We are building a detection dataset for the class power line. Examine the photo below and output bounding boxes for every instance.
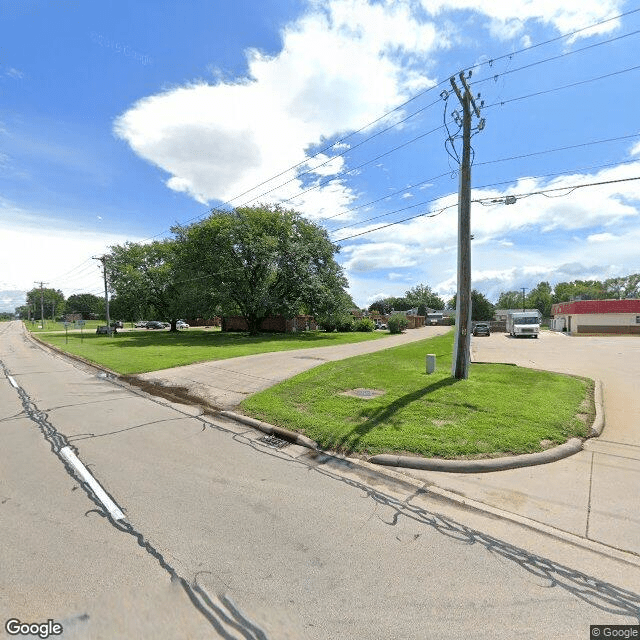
[328,137,640,229]
[473,175,640,205]
[136,6,640,242]
[472,27,640,90]
[334,175,640,242]
[484,63,640,109]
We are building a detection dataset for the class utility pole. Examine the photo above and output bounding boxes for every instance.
[94,256,111,334]
[448,71,485,380]
[521,287,527,312]
[34,281,48,328]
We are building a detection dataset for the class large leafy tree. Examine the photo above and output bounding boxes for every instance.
[496,290,525,310]
[404,283,445,312]
[25,287,65,320]
[526,281,553,317]
[66,293,104,319]
[448,290,495,321]
[173,205,349,335]
[106,240,192,330]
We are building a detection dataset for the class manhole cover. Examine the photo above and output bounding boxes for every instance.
[257,434,290,449]
[340,388,385,399]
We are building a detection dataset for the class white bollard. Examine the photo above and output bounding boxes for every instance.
[426,354,436,374]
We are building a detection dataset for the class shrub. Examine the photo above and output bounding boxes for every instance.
[336,317,355,332]
[387,313,409,334]
[354,318,376,332]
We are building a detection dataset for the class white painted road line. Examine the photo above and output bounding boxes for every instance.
[8,375,19,388]
[60,446,126,521]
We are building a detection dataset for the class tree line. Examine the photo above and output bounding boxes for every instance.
[496,275,640,318]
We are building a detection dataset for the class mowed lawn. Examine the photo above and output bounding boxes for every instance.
[241,332,594,459]
[31,327,388,374]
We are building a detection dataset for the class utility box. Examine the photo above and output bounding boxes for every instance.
[426,354,436,374]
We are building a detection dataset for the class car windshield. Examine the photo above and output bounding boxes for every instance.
[513,316,539,324]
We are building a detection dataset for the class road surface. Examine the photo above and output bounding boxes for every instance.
[1,321,638,638]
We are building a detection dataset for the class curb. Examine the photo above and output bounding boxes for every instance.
[368,378,603,472]
[219,411,319,450]
[25,326,604,474]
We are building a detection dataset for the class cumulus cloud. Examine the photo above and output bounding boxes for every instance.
[339,160,640,303]
[421,0,624,41]
[114,0,443,219]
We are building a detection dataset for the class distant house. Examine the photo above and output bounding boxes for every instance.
[222,315,317,333]
[550,299,640,335]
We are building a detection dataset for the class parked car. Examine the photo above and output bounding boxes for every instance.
[110,320,123,329]
[96,325,114,334]
[145,321,166,330]
[473,322,491,336]
[134,321,148,328]
[176,321,190,329]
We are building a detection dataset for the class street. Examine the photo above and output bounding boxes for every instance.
[1,321,639,639]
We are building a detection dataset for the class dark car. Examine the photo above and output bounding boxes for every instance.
[473,322,491,336]
[145,321,166,330]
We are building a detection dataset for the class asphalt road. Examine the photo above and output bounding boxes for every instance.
[1,321,639,639]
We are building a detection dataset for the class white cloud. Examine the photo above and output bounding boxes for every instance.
[0,200,142,304]
[421,0,624,41]
[114,0,443,219]
[340,161,640,304]
[587,232,618,243]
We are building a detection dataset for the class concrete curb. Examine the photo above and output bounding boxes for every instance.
[219,411,319,450]
[368,377,604,473]
[25,325,605,474]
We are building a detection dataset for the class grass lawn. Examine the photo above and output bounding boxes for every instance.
[30,326,388,374]
[241,331,594,459]
[26,320,105,333]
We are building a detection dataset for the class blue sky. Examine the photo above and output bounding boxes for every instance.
[2,0,640,313]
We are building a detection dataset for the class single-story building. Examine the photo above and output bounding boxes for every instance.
[550,299,640,335]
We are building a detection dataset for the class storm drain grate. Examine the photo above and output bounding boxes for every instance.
[257,434,290,449]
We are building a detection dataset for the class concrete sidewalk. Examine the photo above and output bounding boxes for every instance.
[382,331,640,557]
[137,325,451,409]
[139,328,640,558]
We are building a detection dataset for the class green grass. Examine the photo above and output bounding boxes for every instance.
[241,331,593,459]
[26,320,105,333]
[30,326,388,374]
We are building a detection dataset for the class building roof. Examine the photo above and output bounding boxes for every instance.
[551,299,640,315]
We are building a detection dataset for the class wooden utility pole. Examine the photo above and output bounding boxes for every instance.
[94,256,111,334]
[449,72,484,380]
[34,281,48,327]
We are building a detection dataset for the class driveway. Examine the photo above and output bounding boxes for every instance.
[398,330,640,554]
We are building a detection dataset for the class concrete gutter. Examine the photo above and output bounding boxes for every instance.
[219,411,319,450]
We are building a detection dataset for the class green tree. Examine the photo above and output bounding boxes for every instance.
[173,205,349,335]
[66,293,104,319]
[603,273,640,299]
[25,288,65,321]
[526,281,553,317]
[448,290,495,321]
[496,290,525,310]
[404,283,445,311]
[552,280,604,303]
[106,240,191,331]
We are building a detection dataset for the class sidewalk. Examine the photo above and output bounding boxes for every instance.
[137,325,451,409]
[368,331,640,557]
[138,328,640,558]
